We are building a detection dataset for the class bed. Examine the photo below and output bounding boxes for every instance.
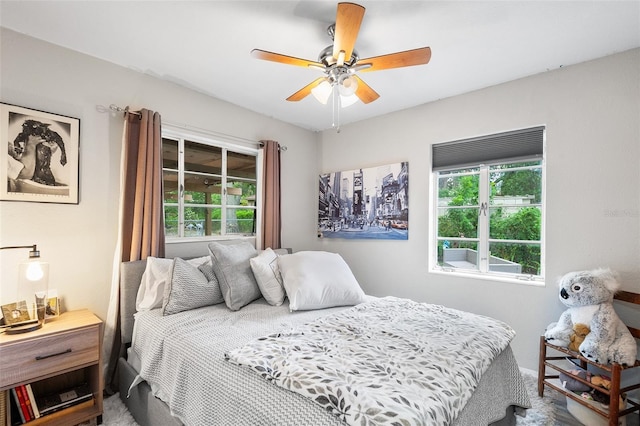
[117,244,531,426]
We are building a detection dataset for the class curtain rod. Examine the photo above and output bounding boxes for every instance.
[108,104,141,117]
[99,104,286,151]
[259,141,287,152]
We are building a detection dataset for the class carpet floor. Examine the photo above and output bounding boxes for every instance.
[103,392,138,426]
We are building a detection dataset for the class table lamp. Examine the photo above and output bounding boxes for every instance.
[0,244,49,334]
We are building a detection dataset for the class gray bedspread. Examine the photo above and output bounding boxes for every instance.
[130,298,530,426]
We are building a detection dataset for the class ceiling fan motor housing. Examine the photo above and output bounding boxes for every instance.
[318,45,359,87]
[318,45,359,68]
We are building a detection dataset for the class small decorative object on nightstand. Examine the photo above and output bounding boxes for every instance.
[0,309,103,425]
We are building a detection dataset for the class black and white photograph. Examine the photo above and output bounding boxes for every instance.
[1,103,79,204]
[318,162,408,240]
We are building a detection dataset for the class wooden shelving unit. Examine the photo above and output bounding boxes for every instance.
[538,291,640,426]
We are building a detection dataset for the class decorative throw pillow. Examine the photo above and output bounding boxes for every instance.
[197,262,225,307]
[208,241,260,311]
[136,256,210,311]
[250,247,285,306]
[278,251,366,311]
[162,257,224,315]
[136,257,172,312]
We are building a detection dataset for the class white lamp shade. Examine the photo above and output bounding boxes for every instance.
[338,75,358,96]
[311,80,333,104]
[340,94,359,108]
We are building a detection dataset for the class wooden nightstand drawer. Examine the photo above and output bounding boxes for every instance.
[0,324,99,387]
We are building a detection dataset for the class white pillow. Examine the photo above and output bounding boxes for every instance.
[250,247,285,306]
[135,255,210,311]
[278,251,365,311]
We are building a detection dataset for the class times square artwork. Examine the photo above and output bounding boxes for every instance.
[318,162,408,240]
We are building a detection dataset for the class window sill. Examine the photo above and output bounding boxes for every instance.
[430,268,545,287]
[166,235,255,244]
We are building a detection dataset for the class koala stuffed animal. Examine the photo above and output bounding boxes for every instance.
[544,268,637,366]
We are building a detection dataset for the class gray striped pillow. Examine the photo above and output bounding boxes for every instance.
[162,257,224,315]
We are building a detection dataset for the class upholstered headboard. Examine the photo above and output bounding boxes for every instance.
[119,246,292,350]
[120,259,148,348]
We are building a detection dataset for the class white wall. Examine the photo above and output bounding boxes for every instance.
[314,48,640,370]
[0,28,320,324]
[1,28,638,372]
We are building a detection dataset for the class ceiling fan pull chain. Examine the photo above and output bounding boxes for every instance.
[332,86,341,133]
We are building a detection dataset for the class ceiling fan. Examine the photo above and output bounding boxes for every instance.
[251,2,432,107]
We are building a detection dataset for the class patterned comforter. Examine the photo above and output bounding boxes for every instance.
[131,297,530,426]
[226,297,516,426]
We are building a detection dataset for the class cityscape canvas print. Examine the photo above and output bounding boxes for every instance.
[318,162,408,240]
[1,103,80,204]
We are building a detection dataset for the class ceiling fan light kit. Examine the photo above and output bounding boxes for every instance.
[338,74,358,96]
[251,2,432,130]
[339,94,358,108]
[311,71,358,106]
[311,81,333,104]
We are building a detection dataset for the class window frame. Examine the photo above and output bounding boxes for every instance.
[430,129,546,285]
[161,125,261,243]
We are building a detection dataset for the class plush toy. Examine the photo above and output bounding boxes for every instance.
[544,268,637,366]
[568,323,591,352]
[559,368,591,392]
[591,375,611,390]
[590,389,625,410]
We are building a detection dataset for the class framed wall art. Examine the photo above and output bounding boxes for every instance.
[318,161,408,240]
[1,102,80,204]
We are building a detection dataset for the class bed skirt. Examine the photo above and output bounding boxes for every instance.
[118,354,521,426]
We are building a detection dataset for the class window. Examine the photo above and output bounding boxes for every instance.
[162,127,259,239]
[432,127,545,281]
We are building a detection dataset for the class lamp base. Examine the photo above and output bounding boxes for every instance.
[6,320,42,334]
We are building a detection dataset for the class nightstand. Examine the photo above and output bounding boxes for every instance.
[0,309,103,425]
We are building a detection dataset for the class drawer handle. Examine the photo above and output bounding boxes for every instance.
[35,348,72,360]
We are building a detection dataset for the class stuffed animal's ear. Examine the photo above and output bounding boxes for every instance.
[593,268,620,293]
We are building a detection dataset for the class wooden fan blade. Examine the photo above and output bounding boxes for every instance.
[357,47,432,73]
[251,49,324,69]
[332,3,365,63]
[353,75,379,104]
[286,77,328,102]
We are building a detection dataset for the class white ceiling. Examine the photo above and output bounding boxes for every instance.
[1,1,639,132]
